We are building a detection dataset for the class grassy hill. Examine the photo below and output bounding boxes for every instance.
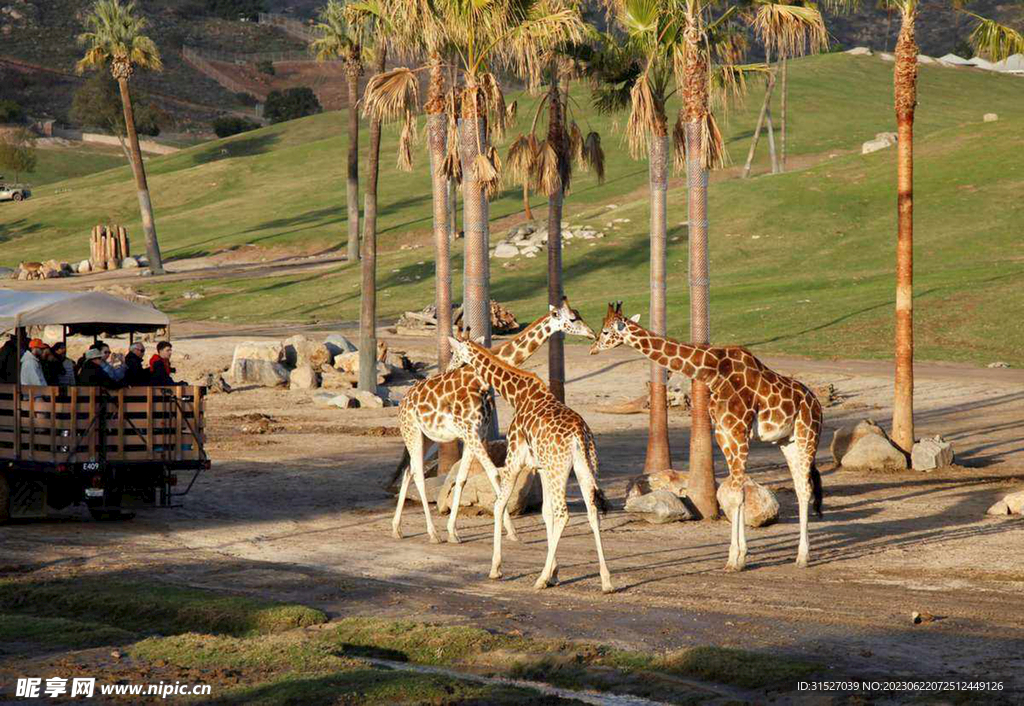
[2,53,1021,365]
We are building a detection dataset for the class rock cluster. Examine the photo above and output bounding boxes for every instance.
[12,260,74,280]
[623,469,695,524]
[491,221,605,261]
[395,301,519,336]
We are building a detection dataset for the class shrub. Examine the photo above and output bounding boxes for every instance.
[234,91,259,107]
[0,100,25,124]
[255,59,275,76]
[205,0,266,21]
[213,115,261,138]
[264,87,322,124]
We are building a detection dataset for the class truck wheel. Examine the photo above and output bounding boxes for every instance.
[11,192,22,202]
[0,472,9,523]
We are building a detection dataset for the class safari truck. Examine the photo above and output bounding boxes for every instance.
[0,180,31,202]
[0,291,209,521]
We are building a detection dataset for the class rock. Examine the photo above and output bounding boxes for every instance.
[624,470,687,502]
[232,341,285,366]
[436,440,542,516]
[320,367,355,390]
[718,479,780,527]
[846,46,872,55]
[230,359,290,387]
[520,245,540,256]
[105,258,120,271]
[283,334,332,370]
[875,132,898,146]
[77,260,91,274]
[201,372,232,393]
[334,351,392,383]
[861,139,890,155]
[351,389,385,408]
[121,256,140,269]
[329,393,357,409]
[625,490,693,524]
[493,242,519,258]
[911,436,954,471]
[988,361,1010,368]
[312,390,339,406]
[1003,490,1024,515]
[288,364,320,390]
[182,291,204,300]
[842,433,908,472]
[831,419,888,466]
[987,500,1010,516]
[983,113,998,122]
[324,334,358,357]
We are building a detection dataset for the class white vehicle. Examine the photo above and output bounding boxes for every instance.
[0,178,31,202]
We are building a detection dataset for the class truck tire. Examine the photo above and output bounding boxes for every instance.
[0,472,10,523]
[11,192,22,202]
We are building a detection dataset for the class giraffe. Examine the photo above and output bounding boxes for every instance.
[392,297,596,544]
[590,302,823,571]
[447,336,614,593]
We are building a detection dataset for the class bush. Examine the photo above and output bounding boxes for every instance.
[0,100,25,124]
[213,115,261,138]
[205,0,266,20]
[264,87,322,124]
[234,91,259,107]
[70,72,163,136]
[255,59,275,76]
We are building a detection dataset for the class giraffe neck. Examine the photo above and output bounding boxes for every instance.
[466,342,549,408]
[492,312,557,367]
[621,321,719,382]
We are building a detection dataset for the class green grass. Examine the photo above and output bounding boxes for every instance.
[0,577,328,637]
[16,144,125,188]
[0,614,136,651]
[2,53,1022,365]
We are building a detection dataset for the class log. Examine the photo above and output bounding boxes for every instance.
[119,227,129,259]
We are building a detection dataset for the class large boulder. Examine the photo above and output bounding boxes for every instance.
[320,367,355,390]
[324,333,358,358]
[436,440,541,517]
[625,469,687,502]
[232,341,285,366]
[77,260,91,274]
[988,489,1024,516]
[288,364,320,390]
[831,419,888,466]
[624,490,693,524]
[842,434,908,472]
[121,256,140,269]
[231,359,290,387]
[334,351,393,384]
[283,334,333,371]
[493,242,519,258]
[718,479,780,528]
[911,436,954,471]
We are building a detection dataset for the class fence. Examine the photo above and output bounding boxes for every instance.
[181,44,330,66]
[258,12,315,42]
[181,46,269,101]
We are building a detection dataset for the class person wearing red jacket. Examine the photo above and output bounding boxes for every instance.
[149,341,183,386]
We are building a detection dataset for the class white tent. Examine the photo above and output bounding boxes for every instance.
[0,290,168,335]
[993,53,1024,74]
[938,53,974,66]
[969,56,996,70]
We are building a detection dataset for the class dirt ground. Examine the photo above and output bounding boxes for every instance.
[2,322,1024,699]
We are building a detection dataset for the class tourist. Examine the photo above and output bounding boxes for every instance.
[20,338,48,386]
[124,341,149,386]
[77,348,119,388]
[149,341,182,386]
[47,341,76,386]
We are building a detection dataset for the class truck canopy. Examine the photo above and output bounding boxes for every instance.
[0,290,169,336]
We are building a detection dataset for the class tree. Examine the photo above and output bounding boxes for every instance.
[77,0,166,274]
[212,115,261,137]
[264,87,323,123]
[71,71,163,160]
[0,100,26,124]
[0,129,37,182]
[311,0,363,263]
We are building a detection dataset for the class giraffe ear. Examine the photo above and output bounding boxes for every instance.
[447,336,462,350]
[549,304,557,313]
[629,313,641,324]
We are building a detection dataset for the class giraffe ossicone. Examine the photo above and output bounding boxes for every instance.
[591,301,824,571]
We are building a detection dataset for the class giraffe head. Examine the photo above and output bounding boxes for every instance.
[549,296,597,340]
[447,335,478,371]
[589,301,640,354]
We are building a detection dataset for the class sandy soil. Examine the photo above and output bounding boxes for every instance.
[2,323,1023,698]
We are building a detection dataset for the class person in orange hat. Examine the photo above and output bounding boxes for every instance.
[20,338,49,387]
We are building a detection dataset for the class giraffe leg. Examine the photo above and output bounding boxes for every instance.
[446,446,474,544]
[572,445,614,593]
[391,467,412,539]
[465,434,520,541]
[490,461,525,580]
[534,471,558,588]
[716,425,750,572]
[535,469,569,591]
[783,440,813,568]
[407,433,441,544]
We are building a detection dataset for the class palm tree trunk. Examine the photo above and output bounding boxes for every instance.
[523,183,533,220]
[546,71,565,403]
[765,95,779,174]
[117,77,164,274]
[892,11,917,453]
[780,57,788,172]
[459,94,491,348]
[427,58,459,474]
[448,179,457,239]
[358,48,387,393]
[643,128,671,473]
[742,52,777,179]
[346,64,361,263]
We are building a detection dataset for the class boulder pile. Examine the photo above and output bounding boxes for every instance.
[623,469,696,524]
[12,260,74,280]
[491,221,605,261]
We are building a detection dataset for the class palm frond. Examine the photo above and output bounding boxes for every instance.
[533,140,563,196]
[568,121,584,164]
[582,131,606,183]
[752,2,828,59]
[505,132,539,184]
[76,0,162,74]
[625,74,664,159]
[485,145,503,198]
[363,67,420,123]
[672,111,686,173]
[967,12,1024,61]
[397,111,417,171]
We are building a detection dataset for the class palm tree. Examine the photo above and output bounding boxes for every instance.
[77,0,164,274]
[967,12,1024,60]
[311,0,364,264]
[507,53,605,401]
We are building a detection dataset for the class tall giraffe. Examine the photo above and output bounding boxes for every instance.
[447,336,614,593]
[591,302,823,571]
[393,298,596,544]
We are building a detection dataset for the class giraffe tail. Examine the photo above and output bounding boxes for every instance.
[810,461,823,517]
[583,435,609,515]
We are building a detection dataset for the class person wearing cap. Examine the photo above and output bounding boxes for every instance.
[20,338,49,387]
[77,348,120,388]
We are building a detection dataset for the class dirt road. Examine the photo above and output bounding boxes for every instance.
[2,326,1023,697]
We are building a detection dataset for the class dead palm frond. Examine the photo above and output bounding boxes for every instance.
[966,12,1024,60]
[582,131,606,183]
[442,116,462,182]
[484,145,503,198]
[534,141,563,197]
[568,121,584,164]
[672,111,687,172]
[363,66,420,123]
[752,2,827,59]
[397,111,416,171]
[506,133,539,185]
[506,99,518,123]
[699,112,726,171]
[625,74,664,159]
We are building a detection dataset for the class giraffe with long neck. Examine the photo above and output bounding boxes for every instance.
[393,298,596,544]
[447,336,614,593]
[590,302,823,571]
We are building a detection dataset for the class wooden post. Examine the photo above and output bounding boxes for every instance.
[70,386,78,463]
[117,389,125,461]
[119,227,129,260]
[49,387,56,463]
[146,386,154,453]
[175,387,183,461]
